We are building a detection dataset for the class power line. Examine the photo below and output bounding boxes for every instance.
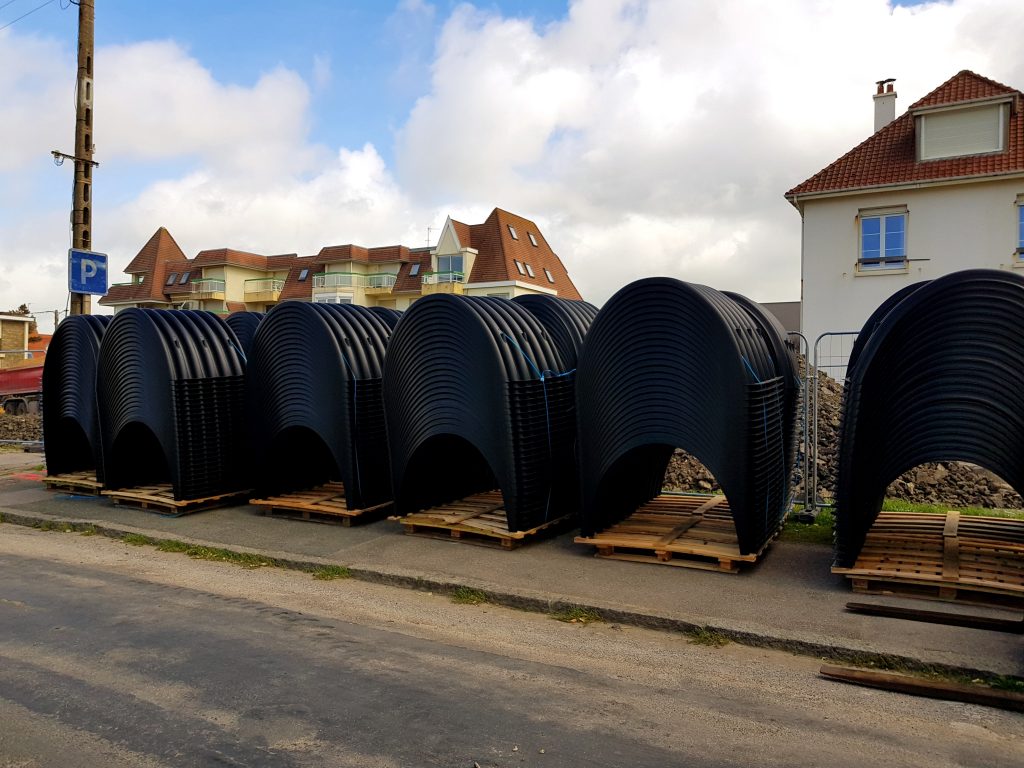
[0,0,58,32]
[0,1,24,14]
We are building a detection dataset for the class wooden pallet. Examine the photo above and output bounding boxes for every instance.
[833,511,1024,608]
[45,470,103,495]
[102,484,249,517]
[574,493,780,573]
[399,491,569,549]
[249,482,391,526]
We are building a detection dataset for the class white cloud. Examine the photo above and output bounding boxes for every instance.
[396,0,1024,304]
[4,0,1024,332]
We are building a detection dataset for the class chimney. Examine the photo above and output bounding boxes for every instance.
[873,78,897,132]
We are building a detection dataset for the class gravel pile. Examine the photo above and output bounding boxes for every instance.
[0,414,42,442]
[663,359,1023,510]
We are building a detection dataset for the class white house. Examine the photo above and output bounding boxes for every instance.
[786,70,1024,361]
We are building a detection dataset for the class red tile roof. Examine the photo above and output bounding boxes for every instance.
[786,71,1024,201]
[104,227,190,305]
[465,209,582,300]
[278,257,321,301]
[193,248,269,270]
[393,250,433,293]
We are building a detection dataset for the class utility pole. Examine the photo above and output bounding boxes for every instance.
[68,0,95,315]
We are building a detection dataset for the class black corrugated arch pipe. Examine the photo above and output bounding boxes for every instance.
[42,314,111,477]
[576,277,798,555]
[96,309,247,500]
[834,269,1024,567]
[384,294,578,531]
[225,312,264,359]
[512,294,599,369]
[246,301,392,509]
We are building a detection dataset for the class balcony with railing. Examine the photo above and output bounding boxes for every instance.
[421,271,465,295]
[312,271,361,303]
[244,277,284,303]
[191,278,226,300]
[365,273,397,295]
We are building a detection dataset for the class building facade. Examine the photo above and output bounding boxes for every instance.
[786,71,1024,351]
[100,208,583,314]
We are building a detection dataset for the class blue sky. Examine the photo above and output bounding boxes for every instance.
[2,0,1022,331]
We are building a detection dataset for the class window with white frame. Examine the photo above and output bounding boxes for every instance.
[525,263,535,278]
[1017,199,1024,259]
[514,260,526,276]
[527,232,538,247]
[437,254,463,274]
[543,268,555,284]
[508,225,518,240]
[859,208,907,270]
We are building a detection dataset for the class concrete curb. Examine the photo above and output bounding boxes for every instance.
[2,508,1017,685]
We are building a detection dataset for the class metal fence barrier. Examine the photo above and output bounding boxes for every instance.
[810,331,859,507]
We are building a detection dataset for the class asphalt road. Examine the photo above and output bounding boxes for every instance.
[0,525,1021,768]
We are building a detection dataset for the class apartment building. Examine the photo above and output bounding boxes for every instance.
[100,208,582,314]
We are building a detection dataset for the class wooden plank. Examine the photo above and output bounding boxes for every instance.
[943,511,960,580]
[820,665,1024,713]
[844,602,1024,633]
[44,471,103,495]
[834,510,1024,606]
[102,484,249,516]
[399,492,568,549]
[574,493,780,572]
[250,483,391,526]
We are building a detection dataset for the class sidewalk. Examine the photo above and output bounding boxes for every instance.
[2,473,1021,679]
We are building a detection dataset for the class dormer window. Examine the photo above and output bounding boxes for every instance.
[916,100,1009,161]
[508,225,518,240]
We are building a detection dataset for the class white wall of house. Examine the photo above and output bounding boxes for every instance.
[800,176,1024,350]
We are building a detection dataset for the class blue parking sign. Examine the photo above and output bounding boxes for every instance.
[68,249,108,295]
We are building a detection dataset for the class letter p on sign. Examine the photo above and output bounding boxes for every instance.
[68,249,109,295]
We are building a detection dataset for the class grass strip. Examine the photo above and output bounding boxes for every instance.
[451,586,488,605]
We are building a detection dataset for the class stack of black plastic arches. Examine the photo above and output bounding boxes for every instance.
[96,309,247,500]
[834,269,1024,567]
[367,306,403,330]
[512,294,599,368]
[224,311,264,359]
[576,277,799,555]
[384,294,581,531]
[246,301,392,510]
[42,315,111,477]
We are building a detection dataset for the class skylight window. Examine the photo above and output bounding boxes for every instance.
[528,232,538,247]
[410,263,420,277]
[179,271,190,285]
[525,263,535,278]
[514,260,526,275]
[508,225,518,240]
[166,273,178,286]
[298,268,310,282]
[544,268,555,284]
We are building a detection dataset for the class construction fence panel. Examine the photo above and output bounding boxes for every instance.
[810,331,859,507]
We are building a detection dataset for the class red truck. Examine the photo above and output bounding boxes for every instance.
[0,361,44,414]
